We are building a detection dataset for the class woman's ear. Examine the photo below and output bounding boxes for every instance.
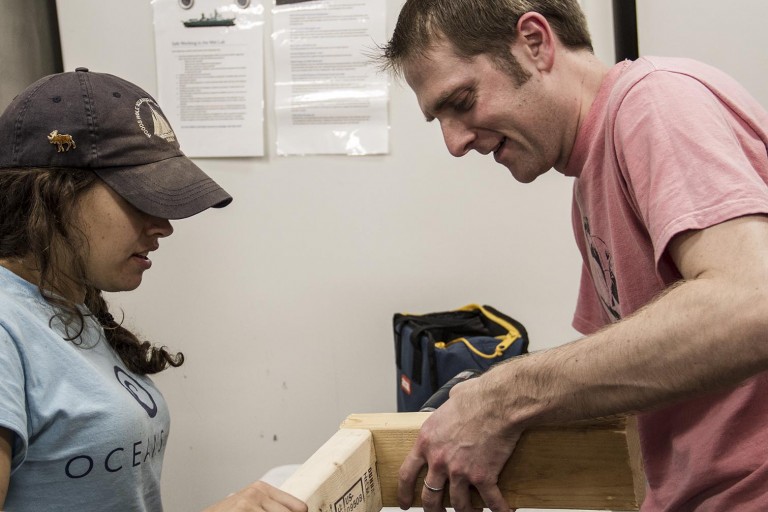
[515,12,556,71]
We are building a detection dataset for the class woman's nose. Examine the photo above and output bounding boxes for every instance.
[147,216,174,238]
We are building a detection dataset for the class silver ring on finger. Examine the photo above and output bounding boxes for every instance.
[424,481,444,493]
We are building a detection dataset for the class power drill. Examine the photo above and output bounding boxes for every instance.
[419,369,482,412]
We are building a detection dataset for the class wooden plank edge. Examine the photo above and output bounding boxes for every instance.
[280,428,383,512]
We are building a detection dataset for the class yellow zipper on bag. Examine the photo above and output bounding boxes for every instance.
[433,304,522,359]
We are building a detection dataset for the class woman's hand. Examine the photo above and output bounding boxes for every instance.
[203,480,308,512]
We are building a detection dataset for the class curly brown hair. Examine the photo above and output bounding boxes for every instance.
[0,167,184,374]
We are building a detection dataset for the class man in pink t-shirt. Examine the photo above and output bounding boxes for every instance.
[380,1,768,511]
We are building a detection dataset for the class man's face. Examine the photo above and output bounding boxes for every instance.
[403,39,567,183]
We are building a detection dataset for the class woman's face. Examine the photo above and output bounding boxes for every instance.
[72,180,173,298]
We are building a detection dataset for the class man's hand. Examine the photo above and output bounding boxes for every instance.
[397,377,521,512]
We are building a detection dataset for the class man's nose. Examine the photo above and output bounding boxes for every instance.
[440,118,474,157]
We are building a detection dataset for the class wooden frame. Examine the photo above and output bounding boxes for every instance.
[281,412,644,511]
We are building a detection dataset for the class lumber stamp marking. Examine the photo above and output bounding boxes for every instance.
[284,412,644,511]
[281,428,382,512]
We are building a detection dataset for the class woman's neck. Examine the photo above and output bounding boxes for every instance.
[0,257,39,284]
[0,257,85,303]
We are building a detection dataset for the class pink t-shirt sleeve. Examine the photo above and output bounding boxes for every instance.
[613,71,768,265]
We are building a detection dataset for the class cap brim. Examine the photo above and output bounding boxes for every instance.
[94,155,232,220]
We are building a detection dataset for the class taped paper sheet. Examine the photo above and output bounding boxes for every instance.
[272,0,388,155]
[152,0,266,157]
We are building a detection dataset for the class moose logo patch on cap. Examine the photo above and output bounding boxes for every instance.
[47,130,76,152]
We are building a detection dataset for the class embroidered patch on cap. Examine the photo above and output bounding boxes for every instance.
[134,98,177,143]
[47,130,76,152]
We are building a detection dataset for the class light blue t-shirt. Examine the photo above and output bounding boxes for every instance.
[0,266,170,511]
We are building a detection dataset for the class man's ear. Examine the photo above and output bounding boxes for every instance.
[515,12,556,72]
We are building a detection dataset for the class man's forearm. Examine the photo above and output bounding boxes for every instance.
[484,272,768,430]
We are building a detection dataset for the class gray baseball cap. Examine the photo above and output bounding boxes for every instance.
[0,67,232,219]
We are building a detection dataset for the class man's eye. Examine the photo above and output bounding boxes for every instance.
[454,97,474,112]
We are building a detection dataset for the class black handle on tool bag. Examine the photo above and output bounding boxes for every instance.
[419,368,482,412]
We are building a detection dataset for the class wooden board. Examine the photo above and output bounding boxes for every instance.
[281,428,382,512]
[283,412,644,511]
[343,412,642,511]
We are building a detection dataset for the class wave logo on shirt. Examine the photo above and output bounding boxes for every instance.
[114,366,158,418]
[582,216,621,322]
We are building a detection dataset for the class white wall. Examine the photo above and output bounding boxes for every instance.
[53,2,609,512]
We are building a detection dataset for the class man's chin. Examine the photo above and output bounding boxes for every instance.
[505,165,541,184]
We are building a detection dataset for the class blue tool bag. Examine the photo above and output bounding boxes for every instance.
[394,304,529,412]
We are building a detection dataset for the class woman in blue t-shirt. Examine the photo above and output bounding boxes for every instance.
[0,69,307,512]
